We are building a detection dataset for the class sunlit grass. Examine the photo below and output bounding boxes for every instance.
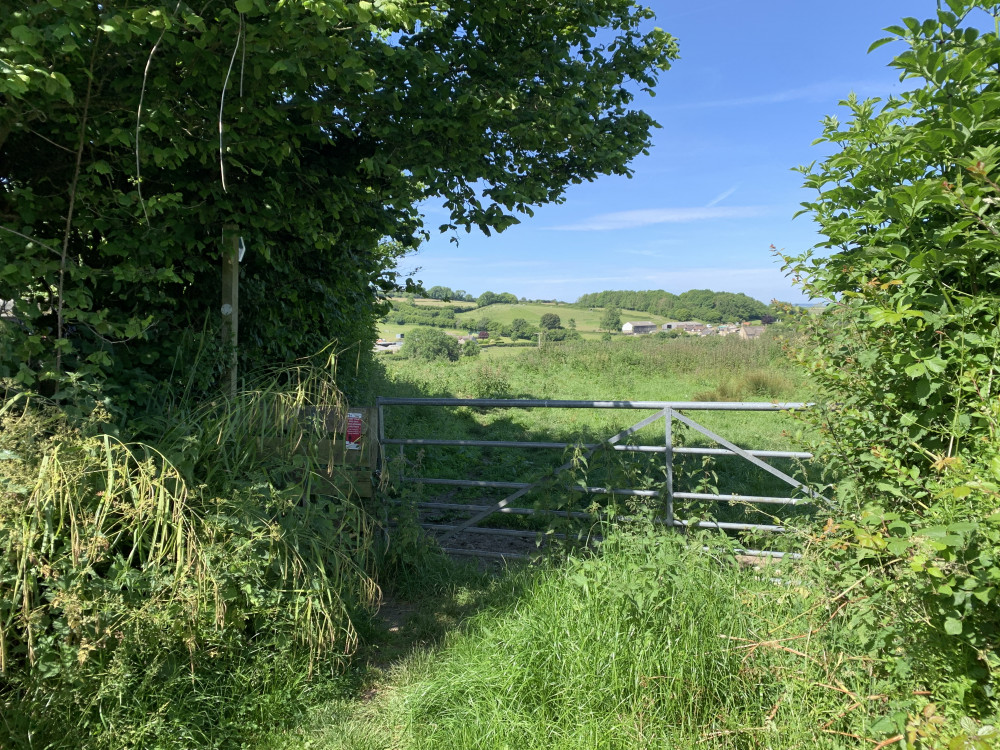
[267,528,908,750]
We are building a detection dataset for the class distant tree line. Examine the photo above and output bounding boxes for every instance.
[476,291,520,307]
[406,288,526,306]
[575,289,773,324]
[425,286,476,302]
[465,315,579,342]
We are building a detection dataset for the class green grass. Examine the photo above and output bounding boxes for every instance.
[265,527,923,750]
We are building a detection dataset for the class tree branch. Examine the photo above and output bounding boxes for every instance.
[57,40,98,377]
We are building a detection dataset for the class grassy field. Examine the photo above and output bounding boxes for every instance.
[260,330,971,748]
[378,298,680,341]
[453,301,676,330]
[373,333,821,553]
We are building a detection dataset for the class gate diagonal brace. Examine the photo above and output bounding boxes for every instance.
[670,410,833,508]
[437,409,668,544]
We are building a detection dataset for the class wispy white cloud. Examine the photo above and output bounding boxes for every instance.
[620,248,665,258]
[545,205,772,232]
[671,80,892,111]
[534,268,779,287]
[405,256,550,270]
[705,186,737,207]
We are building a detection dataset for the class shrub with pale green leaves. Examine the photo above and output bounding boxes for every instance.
[466,363,511,399]
[785,1,1000,716]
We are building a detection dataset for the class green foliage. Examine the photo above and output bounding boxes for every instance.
[389,301,462,328]
[0,365,379,748]
[425,286,454,301]
[578,289,771,323]
[539,312,561,330]
[599,306,621,332]
[476,291,519,307]
[539,327,581,342]
[0,0,677,407]
[461,339,481,357]
[819,453,1000,714]
[784,1,1000,715]
[401,327,460,362]
[466,362,511,399]
[504,317,537,340]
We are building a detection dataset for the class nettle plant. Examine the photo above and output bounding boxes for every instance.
[784,1,1000,715]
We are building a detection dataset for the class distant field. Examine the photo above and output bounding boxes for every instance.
[454,302,675,331]
[385,296,471,308]
[377,322,467,340]
[378,298,677,341]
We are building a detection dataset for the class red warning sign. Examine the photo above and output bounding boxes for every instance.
[346,412,363,450]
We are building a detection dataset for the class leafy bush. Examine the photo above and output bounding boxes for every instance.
[821,443,1000,714]
[462,339,481,357]
[504,318,537,341]
[401,327,460,362]
[539,313,561,329]
[540,328,581,342]
[785,2,1000,716]
[466,363,511,399]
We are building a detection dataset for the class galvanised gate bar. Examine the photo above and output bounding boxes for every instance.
[376,398,828,560]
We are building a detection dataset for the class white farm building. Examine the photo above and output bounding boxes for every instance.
[622,321,657,335]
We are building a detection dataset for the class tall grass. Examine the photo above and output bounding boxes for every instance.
[272,527,928,749]
[398,530,880,749]
[376,334,820,547]
[0,363,379,748]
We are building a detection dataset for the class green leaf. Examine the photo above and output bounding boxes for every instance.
[943,617,963,635]
[868,37,898,53]
[9,25,42,45]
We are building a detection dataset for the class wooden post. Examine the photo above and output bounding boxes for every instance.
[221,225,239,397]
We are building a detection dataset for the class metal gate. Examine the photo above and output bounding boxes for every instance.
[376,397,828,561]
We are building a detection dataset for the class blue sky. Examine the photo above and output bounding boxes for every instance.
[399,0,926,304]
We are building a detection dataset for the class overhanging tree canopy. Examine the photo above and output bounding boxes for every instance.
[0,0,676,406]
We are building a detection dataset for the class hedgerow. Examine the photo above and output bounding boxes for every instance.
[784,0,1000,717]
